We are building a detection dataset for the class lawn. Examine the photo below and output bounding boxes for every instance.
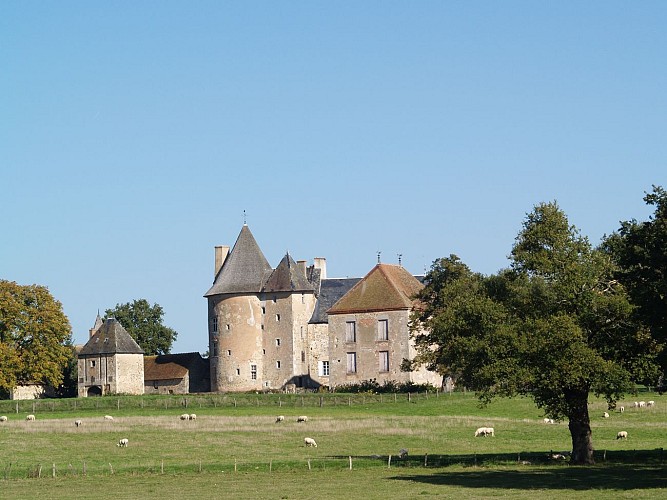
[0,391,665,498]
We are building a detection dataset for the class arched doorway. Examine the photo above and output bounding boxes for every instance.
[87,385,102,397]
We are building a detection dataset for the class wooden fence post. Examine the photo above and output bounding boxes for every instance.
[349,456,352,470]
[388,455,392,468]
[52,463,56,478]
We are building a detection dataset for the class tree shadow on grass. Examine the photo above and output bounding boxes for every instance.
[389,464,667,491]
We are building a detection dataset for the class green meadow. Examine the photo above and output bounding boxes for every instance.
[0,391,665,499]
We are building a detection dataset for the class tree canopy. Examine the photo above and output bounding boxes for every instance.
[0,280,73,397]
[410,202,660,465]
[105,299,177,355]
[604,185,667,388]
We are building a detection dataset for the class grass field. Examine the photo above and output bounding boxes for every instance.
[0,391,665,499]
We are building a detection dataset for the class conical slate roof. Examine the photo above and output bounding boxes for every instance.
[79,318,144,355]
[204,225,273,296]
[262,253,315,293]
[327,264,423,315]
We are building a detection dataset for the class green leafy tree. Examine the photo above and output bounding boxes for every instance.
[105,299,177,355]
[0,280,73,396]
[604,185,667,387]
[411,203,660,465]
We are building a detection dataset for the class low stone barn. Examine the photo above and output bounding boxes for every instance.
[144,353,210,395]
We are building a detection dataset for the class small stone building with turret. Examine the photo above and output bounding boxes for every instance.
[77,317,145,397]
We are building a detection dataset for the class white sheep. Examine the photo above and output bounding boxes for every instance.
[398,448,409,459]
[543,418,554,424]
[633,401,639,408]
[619,406,625,413]
[304,437,317,447]
[297,415,309,423]
[180,413,190,420]
[104,415,114,421]
[549,453,568,461]
[0,416,7,422]
[74,419,83,427]
[603,412,610,418]
[276,415,285,423]
[474,427,494,437]
[26,414,35,421]
[647,400,655,407]
[616,431,628,440]
[117,438,129,447]
[189,414,197,420]
[639,401,646,408]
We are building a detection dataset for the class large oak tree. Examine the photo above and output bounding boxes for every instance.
[0,280,73,397]
[410,203,659,465]
[105,299,177,355]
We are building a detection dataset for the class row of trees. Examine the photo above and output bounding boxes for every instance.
[410,186,667,465]
[0,290,178,398]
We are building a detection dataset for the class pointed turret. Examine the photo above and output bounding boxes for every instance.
[79,318,144,355]
[204,225,273,296]
[262,253,315,293]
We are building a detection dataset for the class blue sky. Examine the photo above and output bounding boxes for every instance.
[2,2,665,354]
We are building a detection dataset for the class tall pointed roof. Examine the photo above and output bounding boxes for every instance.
[79,318,144,355]
[327,264,423,315]
[204,225,273,296]
[262,253,315,293]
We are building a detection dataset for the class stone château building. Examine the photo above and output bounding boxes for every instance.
[205,224,440,392]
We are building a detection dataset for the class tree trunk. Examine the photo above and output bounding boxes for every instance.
[565,388,595,465]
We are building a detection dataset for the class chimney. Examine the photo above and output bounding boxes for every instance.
[297,260,307,277]
[215,246,230,277]
[313,257,327,279]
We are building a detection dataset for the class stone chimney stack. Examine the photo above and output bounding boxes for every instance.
[313,257,327,279]
[215,246,230,277]
[297,260,307,277]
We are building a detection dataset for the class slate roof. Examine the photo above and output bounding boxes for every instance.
[262,253,315,293]
[309,277,362,324]
[204,225,273,296]
[78,318,144,355]
[327,264,423,315]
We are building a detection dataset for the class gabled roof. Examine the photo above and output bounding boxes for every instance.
[144,355,189,381]
[204,225,273,296]
[327,264,423,315]
[309,277,362,324]
[262,253,315,293]
[78,318,144,356]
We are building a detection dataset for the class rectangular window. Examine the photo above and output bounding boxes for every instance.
[301,351,305,362]
[346,352,357,374]
[212,316,218,333]
[377,319,388,341]
[236,368,240,375]
[226,324,231,331]
[319,360,330,377]
[261,306,266,315]
[90,360,96,368]
[227,350,232,356]
[379,351,389,372]
[251,365,257,380]
[276,338,281,347]
[345,321,356,342]
[276,360,281,369]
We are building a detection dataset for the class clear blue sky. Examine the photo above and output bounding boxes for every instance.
[2,2,665,354]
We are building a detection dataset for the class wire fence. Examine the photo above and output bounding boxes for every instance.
[0,390,448,415]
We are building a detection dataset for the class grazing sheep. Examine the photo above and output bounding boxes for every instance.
[104,415,114,421]
[639,401,646,408]
[647,400,655,407]
[398,448,409,459]
[304,437,317,447]
[0,416,7,422]
[275,415,285,423]
[180,413,189,420]
[543,418,554,424]
[189,414,197,420]
[549,453,568,461]
[619,406,625,413]
[297,415,309,423]
[633,402,639,408]
[474,427,494,437]
[26,414,35,421]
[603,412,610,418]
[74,419,83,427]
[117,438,129,447]
[616,431,628,440]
